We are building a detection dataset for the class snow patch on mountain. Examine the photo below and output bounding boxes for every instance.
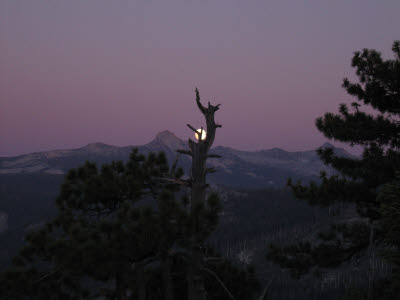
[0,131,354,187]
[80,142,115,153]
[43,150,72,159]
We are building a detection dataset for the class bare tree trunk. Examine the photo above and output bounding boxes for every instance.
[163,256,174,300]
[179,89,221,300]
[368,221,374,254]
[115,272,129,300]
[187,140,208,300]
[367,221,375,300]
[137,265,146,300]
[187,245,207,300]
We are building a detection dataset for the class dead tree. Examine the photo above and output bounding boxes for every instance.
[177,88,221,300]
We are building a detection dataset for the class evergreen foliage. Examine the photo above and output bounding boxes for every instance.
[0,150,257,299]
[267,41,400,296]
[376,176,400,298]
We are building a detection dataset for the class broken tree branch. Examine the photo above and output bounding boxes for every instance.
[34,268,60,283]
[154,177,192,187]
[202,267,237,300]
[170,153,180,175]
[195,88,206,114]
[206,167,216,174]
[207,154,222,159]
[259,278,274,300]
[187,124,199,134]
[177,149,193,157]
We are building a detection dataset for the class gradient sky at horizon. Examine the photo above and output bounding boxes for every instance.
[1,0,399,156]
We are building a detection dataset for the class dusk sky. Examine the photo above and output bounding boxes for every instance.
[1,0,399,157]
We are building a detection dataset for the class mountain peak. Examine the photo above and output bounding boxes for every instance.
[155,130,177,139]
[150,130,187,150]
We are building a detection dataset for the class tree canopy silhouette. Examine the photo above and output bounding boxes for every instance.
[267,40,400,297]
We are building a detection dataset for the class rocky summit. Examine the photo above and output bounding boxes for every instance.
[0,131,354,188]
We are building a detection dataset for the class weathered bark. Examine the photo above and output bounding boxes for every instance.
[182,89,221,300]
[162,256,174,300]
[187,248,206,300]
[115,272,129,300]
[137,265,146,300]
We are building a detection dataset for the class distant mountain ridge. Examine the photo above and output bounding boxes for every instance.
[0,131,354,188]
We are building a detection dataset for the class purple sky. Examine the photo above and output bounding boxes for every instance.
[1,0,399,157]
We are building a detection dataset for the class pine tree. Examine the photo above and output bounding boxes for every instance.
[267,41,400,294]
[376,175,400,298]
[0,90,260,300]
[0,150,186,299]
